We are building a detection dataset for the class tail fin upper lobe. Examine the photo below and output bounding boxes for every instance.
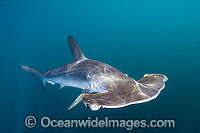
[20,65,45,92]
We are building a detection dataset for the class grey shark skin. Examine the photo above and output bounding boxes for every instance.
[21,36,168,111]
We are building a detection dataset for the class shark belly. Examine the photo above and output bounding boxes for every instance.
[44,70,113,93]
[44,71,90,90]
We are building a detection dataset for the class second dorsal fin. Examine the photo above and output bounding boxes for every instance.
[68,36,86,62]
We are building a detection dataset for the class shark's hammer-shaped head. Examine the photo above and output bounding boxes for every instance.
[82,74,167,111]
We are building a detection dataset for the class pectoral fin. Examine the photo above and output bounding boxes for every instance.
[67,94,84,110]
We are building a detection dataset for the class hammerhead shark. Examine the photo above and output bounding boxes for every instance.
[21,36,167,111]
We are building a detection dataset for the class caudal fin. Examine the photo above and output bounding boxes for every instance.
[137,74,168,97]
[20,65,46,92]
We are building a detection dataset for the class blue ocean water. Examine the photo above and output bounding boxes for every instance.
[0,0,200,132]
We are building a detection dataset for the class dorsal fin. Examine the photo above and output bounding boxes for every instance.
[68,36,86,62]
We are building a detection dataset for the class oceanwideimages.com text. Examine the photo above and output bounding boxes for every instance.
[25,116,175,131]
